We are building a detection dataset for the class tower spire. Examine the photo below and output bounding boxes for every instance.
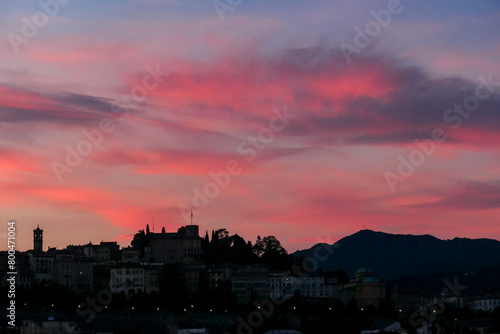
[33,225,43,253]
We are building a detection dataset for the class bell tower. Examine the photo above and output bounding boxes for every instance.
[33,225,43,253]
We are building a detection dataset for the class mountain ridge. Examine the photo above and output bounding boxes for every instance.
[292,229,500,280]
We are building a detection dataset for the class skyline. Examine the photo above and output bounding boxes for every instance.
[7,221,500,254]
[1,0,500,252]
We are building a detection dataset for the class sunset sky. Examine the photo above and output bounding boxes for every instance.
[1,0,500,252]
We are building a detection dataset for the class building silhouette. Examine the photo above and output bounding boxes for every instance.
[33,225,43,253]
[149,224,201,263]
[347,267,386,309]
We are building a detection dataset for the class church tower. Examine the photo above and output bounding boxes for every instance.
[33,225,43,253]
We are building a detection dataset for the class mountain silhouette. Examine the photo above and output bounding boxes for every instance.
[293,229,500,280]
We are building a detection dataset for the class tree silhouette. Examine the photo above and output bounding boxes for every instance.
[260,236,288,270]
[253,235,265,256]
[131,229,150,258]
[199,229,262,265]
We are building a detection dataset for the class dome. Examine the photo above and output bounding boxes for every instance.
[355,267,373,277]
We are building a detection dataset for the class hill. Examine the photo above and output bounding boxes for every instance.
[292,229,500,280]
